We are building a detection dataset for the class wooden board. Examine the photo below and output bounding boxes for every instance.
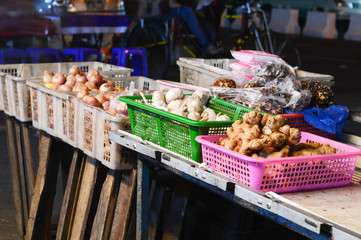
[56,150,84,240]
[90,170,121,240]
[5,116,25,236]
[282,183,361,234]
[109,169,137,240]
[70,156,98,240]
[21,122,35,201]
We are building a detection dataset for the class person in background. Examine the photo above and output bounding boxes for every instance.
[160,0,222,56]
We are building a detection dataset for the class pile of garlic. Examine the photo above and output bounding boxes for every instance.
[145,88,231,121]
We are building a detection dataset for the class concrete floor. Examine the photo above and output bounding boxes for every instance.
[1,34,361,239]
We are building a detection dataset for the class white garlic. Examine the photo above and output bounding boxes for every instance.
[187,111,201,121]
[215,113,231,121]
[192,90,209,105]
[169,108,186,117]
[200,108,216,121]
[167,99,184,112]
[187,96,203,113]
[152,90,166,103]
[152,100,168,112]
[165,88,183,103]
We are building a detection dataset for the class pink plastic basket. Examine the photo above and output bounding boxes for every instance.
[196,132,361,193]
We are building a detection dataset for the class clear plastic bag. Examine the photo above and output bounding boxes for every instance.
[284,90,312,112]
[230,50,283,63]
[209,86,287,114]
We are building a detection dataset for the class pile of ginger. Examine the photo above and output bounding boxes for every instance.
[219,111,336,158]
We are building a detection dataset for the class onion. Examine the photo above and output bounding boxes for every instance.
[69,65,81,75]
[66,74,76,84]
[76,89,89,99]
[43,70,54,76]
[102,101,110,111]
[58,84,73,92]
[99,83,114,92]
[107,81,115,87]
[95,92,107,104]
[52,73,66,85]
[76,74,87,84]
[105,92,117,101]
[86,69,99,79]
[106,110,117,116]
[65,81,75,88]
[73,83,88,91]
[85,81,98,90]
[42,74,53,84]
[51,84,60,90]
[83,95,101,107]
[88,74,104,86]
[114,101,128,116]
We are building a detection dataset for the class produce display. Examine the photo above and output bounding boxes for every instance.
[41,65,121,92]
[218,110,336,158]
[142,88,231,121]
[301,81,336,109]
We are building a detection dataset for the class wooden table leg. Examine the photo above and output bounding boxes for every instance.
[70,156,99,240]
[136,159,150,240]
[162,178,192,240]
[148,180,167,240]
[26,132,60,240]
[21,122,35,200]
[56,149,85,240]
[109,168,137,240]
[5,116,25,236]
[90,169,122,240]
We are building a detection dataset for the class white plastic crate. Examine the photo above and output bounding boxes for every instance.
[0,61,133,122]
[177,57,235,88]
[27,80,79,147]
[0,72,6,111]
[157,79,209,94]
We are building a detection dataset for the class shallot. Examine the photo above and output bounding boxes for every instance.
[52,73,66,85]
[99,83,114,92]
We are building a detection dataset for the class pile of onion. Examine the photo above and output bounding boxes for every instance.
[41,65,120,92]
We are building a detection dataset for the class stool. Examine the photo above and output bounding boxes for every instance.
[0,49,25,64]
[25,48,62,63]
[111,48,148,77]
[63,48,100,62]
[269,8,301,35]
[302,11,338,39]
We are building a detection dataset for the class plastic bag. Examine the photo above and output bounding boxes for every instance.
[286,105,349,138]
[211,71,252,88]
[209,86,287,114]
[284,90,312,112]
[255,61,294,78]
[231,50,284,64]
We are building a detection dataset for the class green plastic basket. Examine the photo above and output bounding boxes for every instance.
[119,95,258,162]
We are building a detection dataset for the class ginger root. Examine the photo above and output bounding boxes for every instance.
[243,111,262,126]
[292,143,336,156]
[267,145,290,159]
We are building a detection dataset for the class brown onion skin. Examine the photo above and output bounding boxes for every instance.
[95,92,107,104]
[69,65,81,75]
[88,74,104,86]
[51,84,61,90]
[76,74,87,84]
[65,81,75,88]
[73,83,88,91]
[85,81,98,90]
[102,101,110,111]
[52,73,66,85]
[58,84,73,92]
[107,81,115,87]
[99,83,114,92]
[76,89,89,99]
[83,95,101,107]
[42,74,53,84]
[86,69,100,79]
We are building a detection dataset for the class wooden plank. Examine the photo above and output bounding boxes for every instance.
[21,122,35,204]
[15,121,29,226]
[70,156,99,240]
[5,116,25,236]
[162,178,192,240]
[109,168,137,240]
[136,160,149,240]
[148,181,167,240]
[26,132,60,240]
[126,203,137,240]
[56,149,83,240]
[90,170,121,240]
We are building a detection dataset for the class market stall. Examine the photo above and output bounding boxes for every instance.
[1,49,361,239]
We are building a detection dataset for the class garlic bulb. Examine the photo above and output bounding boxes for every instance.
[165,88,183,103]
[167,99,184,112]
[187,111,201,121]
[215,112,231,121]
[200,108,216,121]
[152,90,166,103]
[186,96,203,113]
[152,100,168,112]
[192,90,209,105]
[169,108,186,117]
